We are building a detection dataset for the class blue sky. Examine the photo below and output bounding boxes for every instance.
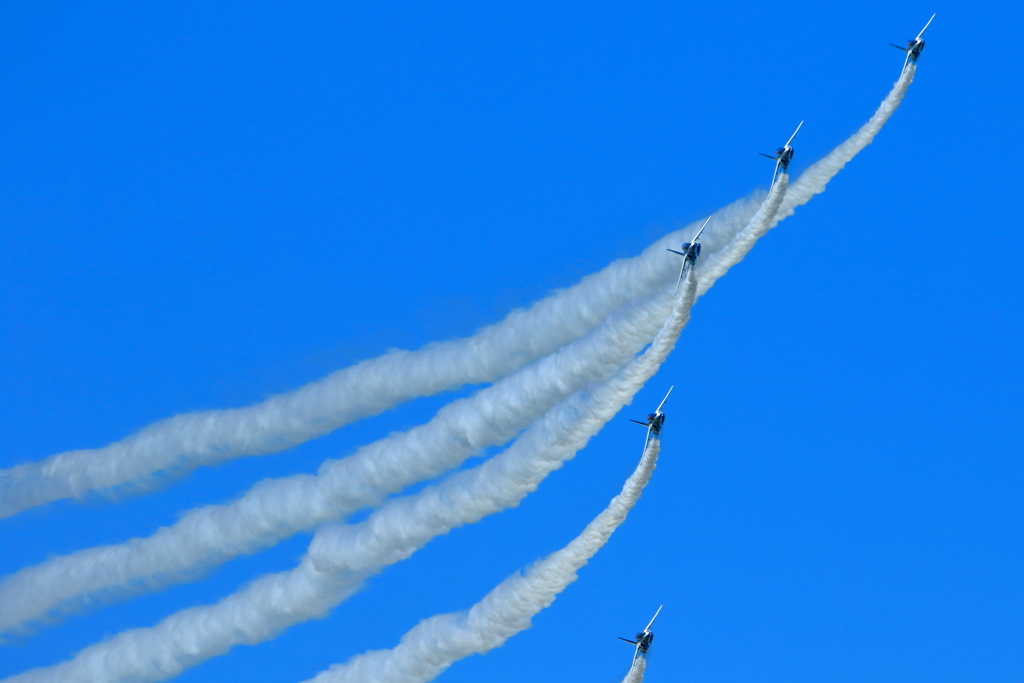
[1,1,1022,682]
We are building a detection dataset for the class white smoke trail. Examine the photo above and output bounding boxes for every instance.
[696,174,788,297]
[0,70,913,671]
[0,176,789,636]
[298,438,660,683]
[622,658,647,683]
[0,287,673,636]
[776,66,916,223]
[0,196,758,520]
[0,65,915,677]
[0,66,914,520]
[2,268,697,683]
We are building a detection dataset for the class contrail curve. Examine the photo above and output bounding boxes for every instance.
[0,64,912,517]
[0,177,789,635]
[297,438,660,683]
[2,268,698,683]
[0,284,672,636]
[776,65,916,224]
[0,196,761,518]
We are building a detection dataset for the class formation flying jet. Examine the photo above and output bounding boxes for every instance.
[667,216,711,293]
[618,605,663,669]
[891,14,935,74]
[630,386,673,452]
[760,121,803,193]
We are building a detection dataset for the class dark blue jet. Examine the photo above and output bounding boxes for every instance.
[667,216,712,293]
[630,387,673,453]
[618,606,663,669]
[760,121,803,194]
[891,14,935,73]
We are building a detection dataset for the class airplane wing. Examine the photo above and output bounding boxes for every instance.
[785,120,804,147]
[645,605,664,631]
[916,13,936,40]
[673,253,689,295]
[618,636,642,668]
[769,160,782,193]
[643,424,655,454]
[656,387,674,413]
[690,215,712,244]
[902,50,913,73]
[670,218,710,294]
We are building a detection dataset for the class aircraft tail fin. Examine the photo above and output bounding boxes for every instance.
[618,637,638,645]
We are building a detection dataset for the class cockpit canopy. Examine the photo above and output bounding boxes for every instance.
[678,242,702,262]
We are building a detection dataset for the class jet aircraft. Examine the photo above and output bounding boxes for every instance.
[666,216,712,293]
[630,387,673,452]
[891,14,935,73]
[618,605,663,669]
[759,121,803,193]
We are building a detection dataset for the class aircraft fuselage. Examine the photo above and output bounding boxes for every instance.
[777,146,794,170]
[635,630,654,653]
[680,242,702,264]
[908,38,925,61]
[647,412,665,435]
